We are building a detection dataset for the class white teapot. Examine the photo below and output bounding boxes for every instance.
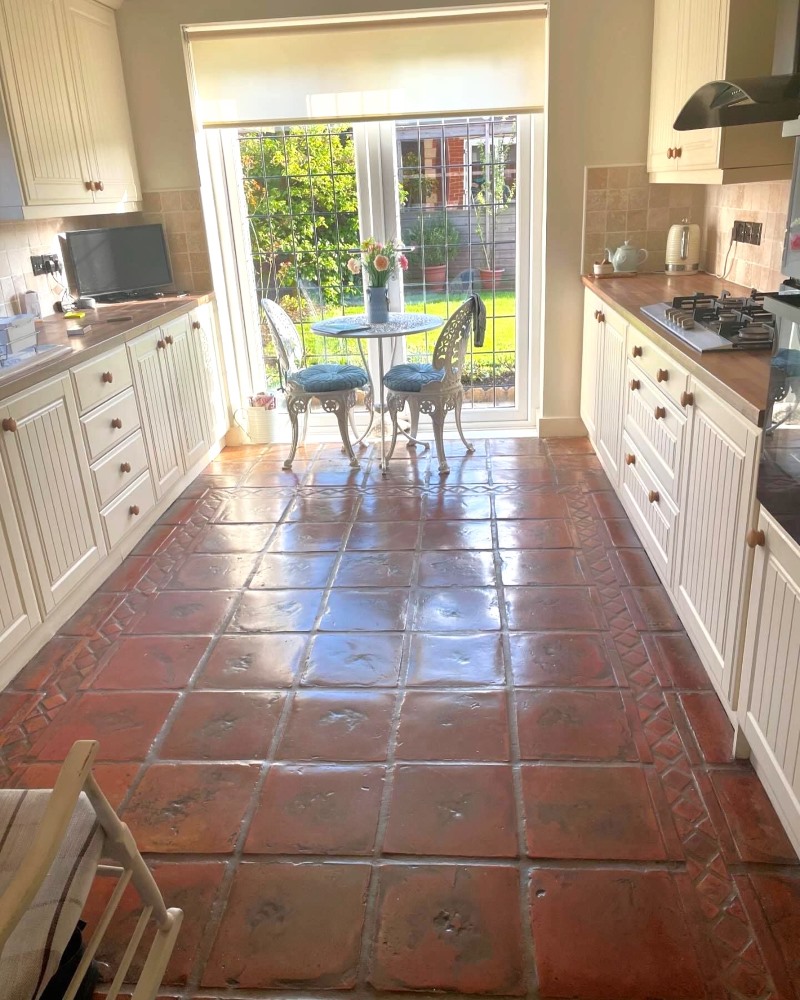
[607,240,648,273]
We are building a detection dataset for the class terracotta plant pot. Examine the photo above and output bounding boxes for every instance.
[480,267,505,290]
[423,264,447,292]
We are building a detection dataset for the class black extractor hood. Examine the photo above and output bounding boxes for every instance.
[674,0,800,130]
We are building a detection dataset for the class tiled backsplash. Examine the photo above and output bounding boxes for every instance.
[703,180,790,290]
[141,190,212,294]
[583,165,706,274]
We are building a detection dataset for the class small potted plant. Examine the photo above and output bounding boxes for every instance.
[347,239,409,324]
[406,213,461,293]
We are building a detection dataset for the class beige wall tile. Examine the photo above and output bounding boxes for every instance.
[180,190,202,211]
[628,188,649,211]
[607,189,629,211]
[586,167,608,190]
[607,166,629,188]
[160,190,183,212]
[585,211,607,234]
[607,210,627,231]
[586,189,607,211]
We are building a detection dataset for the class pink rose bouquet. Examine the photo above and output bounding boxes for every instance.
[347,238,409,288]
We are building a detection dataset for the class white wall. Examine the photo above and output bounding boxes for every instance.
[117,0,655,429]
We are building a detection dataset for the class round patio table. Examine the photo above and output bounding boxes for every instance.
[311,312,443,472]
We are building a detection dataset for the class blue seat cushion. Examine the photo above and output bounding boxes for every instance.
[383,363,445,392]
[287,364,368,393]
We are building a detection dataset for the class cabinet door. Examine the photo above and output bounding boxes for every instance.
[675,0,725,171]
[594,308,626,487]
[0,0,92,205]
[0,375,105,613]
[192,304,229,443]
[647,0,681,174]
[0,455,40,661]
[738,511,800,852]
[674,381,760,707]
[128,330,182,498]
[65,0,140,204]
[580,291,601,444]
[165,314,212,469]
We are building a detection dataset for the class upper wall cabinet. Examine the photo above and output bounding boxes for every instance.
[648,0,794,184]
[0,0,140,219]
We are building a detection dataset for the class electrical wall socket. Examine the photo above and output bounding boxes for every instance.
[30,253,61,276]
[732,220,763,245]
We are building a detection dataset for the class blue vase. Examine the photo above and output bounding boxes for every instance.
[366,286,389,325]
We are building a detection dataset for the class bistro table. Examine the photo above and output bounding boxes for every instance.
[311,312,443,473]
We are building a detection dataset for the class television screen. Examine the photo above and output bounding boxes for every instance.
[64,224,172,297]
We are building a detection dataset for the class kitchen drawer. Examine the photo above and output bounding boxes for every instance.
[81,387,141,461]
[625,327,689,408]
[624,360,686,500]
[71,346,133,415]
[91,430,148,509]
[619,433,678,586]
[101,471,155,550]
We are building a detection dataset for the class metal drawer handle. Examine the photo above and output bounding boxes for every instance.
[625,453,636,465]
[192,320,201,330]
[157,339,166,350]
[101,371,113,384]
[164,335,174,346]
[746,529,765,548]
[111,417,123,430]
[2,417,17,433]
[648,490,660,504]
[630,379,640,391]
[120,461,131,473]
[681,391,694,408]
[656,369,669,383]
[654,406,666,420]
[129,504,140,516]
[632,345,643,358]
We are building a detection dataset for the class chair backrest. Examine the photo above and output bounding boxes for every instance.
[431,296,481,386]
[262,298,304,374]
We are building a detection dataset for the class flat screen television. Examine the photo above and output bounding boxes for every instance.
[64,224,172,299]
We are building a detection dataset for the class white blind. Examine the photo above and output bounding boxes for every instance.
[187,6,547,126]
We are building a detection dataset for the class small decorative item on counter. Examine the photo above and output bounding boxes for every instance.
[249,391,277,410]
[347,239,409,325]
[593,251,614,277]
[607,240,648,273]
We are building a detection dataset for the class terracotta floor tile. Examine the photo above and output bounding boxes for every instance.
[747,872,800,995]
[59,592,121,636]
[516,690,639,761]
[286,496,359,522]
[159,691,285,759]
[245,763,385,854]
[626,585,684,631]
[98,555,153,592]
[615,547,660,585]
[321,588,409,631]
[680,691,734,763]
[91,636,210,689]
[493,492,570,519]
[505,587,603,630]
[249,552,336,589]
[333,551,415,587]
[547,436,596,454]
[644,633,712,690]
[9,635,83,690]
[347,520,420,550]
[302,633,403,686]
[230,589,323,632]
[509,632,618,687]
[268,521,349,551]
[132,522,175,555]
[417,550,496,588]
[603,518,643,547]
[203,861,371,989]
[530,868,706,999]
[500,549,585,586]
[423,494,493,519]
[383,763,517,856]
[216,495,291,523]
[122,762,259,852]
[370,864,525,994]
[522,764,672,860]
[14,761,139,808]
[83,861,225,986]
[420,519,494,550]
[166,552,257,590]
[192,522,275,553]
[492,467,556,485]
[395,692,510,761]
[591,489,627,518]
[196,633,305,688]
[127,591,238,635]
[708,769,798,864]
[357,495,424,520]
[407,633,505,686]
[488,437,547,455]
[496,519,575,549]
[31,691,177,761]
[277,691,395,761]
[414,587,501,632]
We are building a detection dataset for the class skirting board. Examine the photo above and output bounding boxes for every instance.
[537,416,587,438]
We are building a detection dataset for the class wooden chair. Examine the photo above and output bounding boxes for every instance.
[0,741,182,1000]
[262,298,373,469]
[383,294,486,474]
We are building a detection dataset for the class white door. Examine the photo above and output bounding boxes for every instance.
[65,0,140,204]
[0,0,92,205]
[128,329,182,498]
[594,307,626,487]
[164,314,212,469]
[0,375,105,612]
[0,455,40,661]
[192,303,229,442]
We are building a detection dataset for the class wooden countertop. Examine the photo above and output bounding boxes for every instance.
[581,273,772,426]
[0,293,214,403]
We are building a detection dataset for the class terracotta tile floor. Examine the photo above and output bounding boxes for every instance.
[2,436,800,999]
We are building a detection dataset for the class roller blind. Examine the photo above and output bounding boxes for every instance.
[187,5,547,127]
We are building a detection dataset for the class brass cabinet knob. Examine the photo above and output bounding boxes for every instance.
[110,417,123,429]
[667,147,674,159]
[120,461,131,473]
[97,180,104,191]
[164,335,174,345]
[156,339,166,349]
[2,417,17,432]
[192,320,201,330]
[746,529,766,548]
[85,180,93,191]
[656,369,669,382]
[648,490,660,504]
[598,312,605,323]
[632,345,643,358]
[101,371,113,384]
[681,391,694,408]
[654,406,666,420]
[129,504,140,516]
[630,379,640,391]
[675,147,682,158]
[625,453,636,465]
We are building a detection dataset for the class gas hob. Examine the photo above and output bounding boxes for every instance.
[640,290,777,352]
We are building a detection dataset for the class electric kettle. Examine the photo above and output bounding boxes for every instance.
[666,222,700,273]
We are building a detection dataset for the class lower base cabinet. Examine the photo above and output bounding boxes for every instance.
[0,457,40,661]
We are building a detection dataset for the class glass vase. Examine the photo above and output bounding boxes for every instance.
[366,286,389,325]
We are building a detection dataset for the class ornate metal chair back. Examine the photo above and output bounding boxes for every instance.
[262,298,304,376]
[431,297,477,387]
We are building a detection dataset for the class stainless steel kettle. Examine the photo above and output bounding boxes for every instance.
[666,222,700,273]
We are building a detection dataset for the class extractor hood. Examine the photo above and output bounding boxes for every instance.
[674,0,800,130]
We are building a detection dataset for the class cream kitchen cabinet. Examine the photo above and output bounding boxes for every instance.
[593,303,627,489]
[0,0,140,219]
[0,374,106,613]
[581,290,602,444]
[164,314,213,470]
[737,509,800,855]
[0,455,40,662]
[647,0,792,183]
[191,303,230,444]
